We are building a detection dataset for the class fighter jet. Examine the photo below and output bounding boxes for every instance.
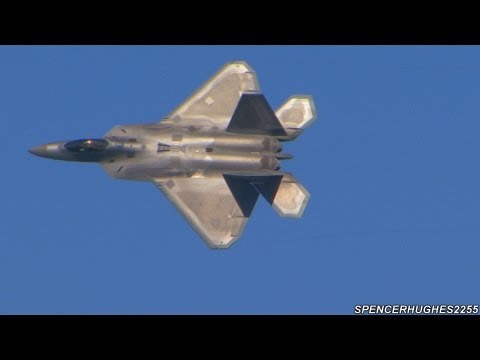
[29,61,317,248]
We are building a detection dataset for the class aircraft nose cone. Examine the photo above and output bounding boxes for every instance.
[29,145,48,158]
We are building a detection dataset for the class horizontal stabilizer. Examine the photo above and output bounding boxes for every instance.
[275,95,317,140]
[227,93,287,136]
[271,173,310,218]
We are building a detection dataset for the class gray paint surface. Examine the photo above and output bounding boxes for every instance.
[29,61,316,248]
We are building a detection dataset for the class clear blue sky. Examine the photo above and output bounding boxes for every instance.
[1,46,479,314]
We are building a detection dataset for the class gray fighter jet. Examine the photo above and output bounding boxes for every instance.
[29,61,317,248]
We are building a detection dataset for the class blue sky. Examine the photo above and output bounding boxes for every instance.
[1,46,479,314]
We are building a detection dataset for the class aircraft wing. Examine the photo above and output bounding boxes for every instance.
[154,175,260,248]
[160,61,260,129]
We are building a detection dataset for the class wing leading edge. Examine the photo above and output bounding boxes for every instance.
[155,174,285,248]
[160,61,260,129]
[155,175,259,248]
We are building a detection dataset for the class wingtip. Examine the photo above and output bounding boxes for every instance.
[205,236,240,249]
[225,60,254,73]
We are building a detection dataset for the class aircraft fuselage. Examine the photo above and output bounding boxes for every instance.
[29,61,315,248]
[29,124,288,182]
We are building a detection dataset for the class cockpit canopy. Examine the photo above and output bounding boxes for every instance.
[64,139,109,153]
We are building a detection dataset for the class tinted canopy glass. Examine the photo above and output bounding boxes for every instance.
[64,139,109,152]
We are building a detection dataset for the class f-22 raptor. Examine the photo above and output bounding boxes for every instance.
[29,61,317,248]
